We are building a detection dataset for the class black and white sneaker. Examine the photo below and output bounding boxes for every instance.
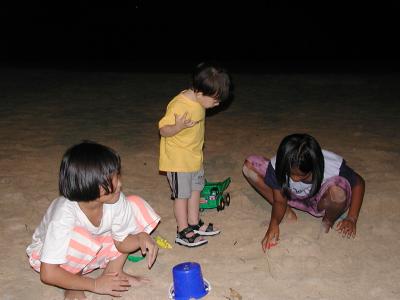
[190,219,221,236]
[175,227,208,247]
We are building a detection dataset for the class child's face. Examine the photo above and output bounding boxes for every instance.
[99,174,122,204]
[290,167,312,183]
[197,93,220,109]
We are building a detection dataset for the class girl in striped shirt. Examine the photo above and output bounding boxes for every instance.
[26,141,160,299]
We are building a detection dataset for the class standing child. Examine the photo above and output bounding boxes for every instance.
[158,62,232,247]
[26,141,160,299]
[242,133,365,252]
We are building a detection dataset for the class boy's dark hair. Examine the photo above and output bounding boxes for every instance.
[275,133,324,198]
[192,62,231,102]
[59,141,121,202]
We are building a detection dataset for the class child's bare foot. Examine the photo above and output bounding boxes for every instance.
[284,207,297,223]
[121,271,150,287]
[64,290,87,300]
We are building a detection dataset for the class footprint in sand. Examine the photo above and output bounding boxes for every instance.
[303,256,320,270]
[286,236,321,256]
[273,254,320,279]
[290,236,312,247]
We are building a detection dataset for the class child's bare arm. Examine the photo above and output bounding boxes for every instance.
[347,172,365,222]
[40,263,129,296]
[114,232,158,268]
[336,172,365,237]
[159,112,199,137]
[270,189,287,226]
[262,189,287,252]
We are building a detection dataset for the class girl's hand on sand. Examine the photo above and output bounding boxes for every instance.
[94,272,130,297]
[262,225,279,252]
[175,112,198,130]
[138,232,159,269]
[336,219,356,239]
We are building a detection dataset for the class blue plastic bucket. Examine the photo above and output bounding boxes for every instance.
[171,262,209,300]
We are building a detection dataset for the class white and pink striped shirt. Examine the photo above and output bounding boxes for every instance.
[26,193,160,272]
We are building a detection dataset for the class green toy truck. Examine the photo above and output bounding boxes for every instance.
[200,177,231,212]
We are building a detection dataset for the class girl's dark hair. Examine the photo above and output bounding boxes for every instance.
[275,133,324,198]
[59,141,121,202]
[192,61,231,102]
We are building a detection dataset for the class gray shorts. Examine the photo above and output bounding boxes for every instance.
[167,169,205,199]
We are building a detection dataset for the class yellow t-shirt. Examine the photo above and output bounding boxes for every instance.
[159,93,205,172]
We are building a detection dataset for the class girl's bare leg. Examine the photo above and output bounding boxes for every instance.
[104,253,149,287]
[318,185,347,233]
[243,159,297,221]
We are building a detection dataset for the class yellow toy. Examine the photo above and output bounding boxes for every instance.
[155,235,172,249]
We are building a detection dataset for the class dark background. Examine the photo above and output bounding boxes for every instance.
[1,1,399,72]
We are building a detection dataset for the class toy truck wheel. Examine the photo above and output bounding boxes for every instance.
[200,208,205,212]
[217,198,225,211]
[225,193,231,206]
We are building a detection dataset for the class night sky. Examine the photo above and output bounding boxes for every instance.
[1,1,399,72]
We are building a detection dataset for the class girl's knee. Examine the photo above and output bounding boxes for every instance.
[242,160,252,176]
[242,156,254,171]
[326,185,347,204]
[243,155,268,176]
[242,162,260,182]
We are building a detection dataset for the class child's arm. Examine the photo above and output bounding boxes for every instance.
[159,112,198,137]
[40,262,130,296]
[262,189,287,252]
[114,232,158,268]
[336,172,365,238]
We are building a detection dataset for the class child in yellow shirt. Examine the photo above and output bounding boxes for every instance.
[159,62,232,247]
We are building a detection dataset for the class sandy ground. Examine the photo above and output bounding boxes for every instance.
[1,67,399,300]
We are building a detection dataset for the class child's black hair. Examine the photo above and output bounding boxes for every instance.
[275,133,324,198]
[192,61,231,102]
[59,141,121,202]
